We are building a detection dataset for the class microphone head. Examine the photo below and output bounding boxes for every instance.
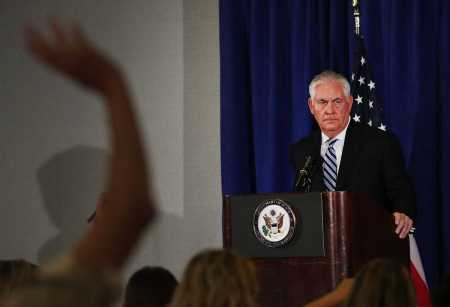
[304,156,312,169]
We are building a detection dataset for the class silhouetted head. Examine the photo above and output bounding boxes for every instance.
[123,266,177,307]
[0,259,38,297]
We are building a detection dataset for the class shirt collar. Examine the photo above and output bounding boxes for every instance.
[321,117,351,144]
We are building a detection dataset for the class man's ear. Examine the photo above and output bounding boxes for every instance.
[308,98,314,114]
[347,96,353,109]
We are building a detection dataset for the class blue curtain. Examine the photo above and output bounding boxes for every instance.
[220,0,450,287]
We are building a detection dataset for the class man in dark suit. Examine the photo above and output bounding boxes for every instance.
[289,70,415,239]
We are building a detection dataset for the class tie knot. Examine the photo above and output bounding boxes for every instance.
[327,139,337,148]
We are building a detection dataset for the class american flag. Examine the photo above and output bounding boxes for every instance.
[350,35,386,131]
[350,15,431,307]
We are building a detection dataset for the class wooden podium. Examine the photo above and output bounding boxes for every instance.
[222,192,409,307]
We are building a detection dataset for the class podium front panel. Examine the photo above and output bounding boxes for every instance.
[228,193,325,258]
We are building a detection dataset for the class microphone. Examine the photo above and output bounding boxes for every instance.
[294,156,313,192]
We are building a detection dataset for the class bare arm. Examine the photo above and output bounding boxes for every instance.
[25,20,156,270]
[304,278,353,307]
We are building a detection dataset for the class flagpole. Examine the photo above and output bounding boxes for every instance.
[353,0,360,36]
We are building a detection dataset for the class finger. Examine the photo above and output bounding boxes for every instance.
[399,217,413,238]
[395,223,403,235]
[403,219,413,238]
[25,26,72,74]
[399,223,408,238]
[24,24,44,49]
[400,221,411,238]
[395,216,404,234]
[72,23,91,49]
[394,213,400,225]
[24,25,56,63]
[396,221,405,237]
[49,17,71,47]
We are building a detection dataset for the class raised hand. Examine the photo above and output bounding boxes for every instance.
[25,19,122,94]
[24,19,155,270]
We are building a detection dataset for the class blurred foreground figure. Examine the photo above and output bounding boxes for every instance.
[306,258,416,307]
[0,260,38,298]
[123,266,177,307]
[345,258,416,307]
[0,20,156,307]
[170,249,259,307]
[304,278,354,307]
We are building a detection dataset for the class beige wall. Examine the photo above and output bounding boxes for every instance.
[0,0,220,279]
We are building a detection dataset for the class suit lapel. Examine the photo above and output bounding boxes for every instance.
[309,130,325,191]
[336,121,363,190]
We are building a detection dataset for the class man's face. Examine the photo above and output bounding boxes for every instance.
[308,80,353,138]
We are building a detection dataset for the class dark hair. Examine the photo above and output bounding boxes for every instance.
[0,259,38,296]
[346,258,416,307]
[124,266,178,307]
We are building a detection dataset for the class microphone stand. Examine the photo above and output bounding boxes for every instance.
[293,156,313,193]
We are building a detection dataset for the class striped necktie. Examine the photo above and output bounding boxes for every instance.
[323,139,338,191]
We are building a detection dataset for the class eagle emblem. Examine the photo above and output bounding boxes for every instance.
[253,199,296,248]
[262,211,285,237]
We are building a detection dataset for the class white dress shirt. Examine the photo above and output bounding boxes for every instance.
[320,117,351,175]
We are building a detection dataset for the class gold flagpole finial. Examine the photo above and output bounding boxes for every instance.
[353,0,358,7]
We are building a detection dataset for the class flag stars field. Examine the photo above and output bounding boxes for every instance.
[360,56,366,65]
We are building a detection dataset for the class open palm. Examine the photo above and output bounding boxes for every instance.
[25,19,122,93]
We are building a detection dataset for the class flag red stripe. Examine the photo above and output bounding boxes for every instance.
[410,262,433,307]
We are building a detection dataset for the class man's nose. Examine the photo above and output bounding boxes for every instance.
[324,102,336,113]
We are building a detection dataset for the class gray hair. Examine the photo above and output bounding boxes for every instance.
[309,70,351,99]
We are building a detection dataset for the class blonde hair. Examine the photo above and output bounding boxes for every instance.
[170,249,259,307]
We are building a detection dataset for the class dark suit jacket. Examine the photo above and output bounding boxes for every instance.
[289,121,416,220]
